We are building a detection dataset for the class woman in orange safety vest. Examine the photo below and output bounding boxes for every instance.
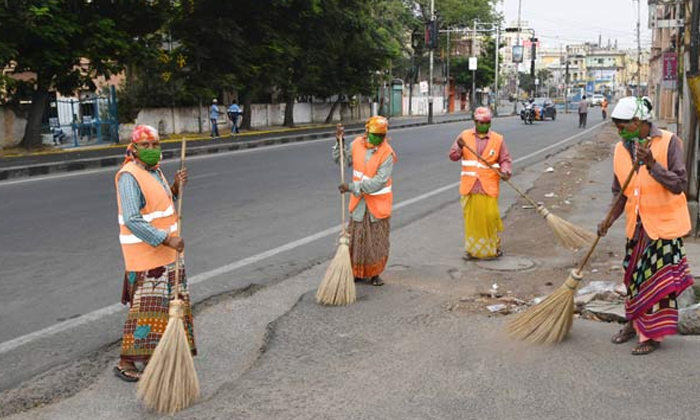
[598,97,693,356]
[333,116,397,286]
[448,107,512,260]
[113,125,196,382]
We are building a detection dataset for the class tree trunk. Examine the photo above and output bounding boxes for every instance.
[283,95,294,127]
[20,83,50,149]
[242,93,253,130]
[325,94,343,124]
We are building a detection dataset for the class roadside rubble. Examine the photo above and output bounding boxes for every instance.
[454,278,700,335]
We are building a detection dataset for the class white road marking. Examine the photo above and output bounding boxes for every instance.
[0,121,605,354]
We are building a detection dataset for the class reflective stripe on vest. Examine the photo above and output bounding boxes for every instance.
[348,137,397,219]
[459,130,504,197]
[115,162,179,271]
[613,130,691,240]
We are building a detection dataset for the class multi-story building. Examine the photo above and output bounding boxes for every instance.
[647,0,682,121]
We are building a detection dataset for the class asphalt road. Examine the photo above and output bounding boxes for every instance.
[0,110,607,388]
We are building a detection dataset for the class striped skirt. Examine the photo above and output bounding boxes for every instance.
[120,261,197,362]
[623,228,693,341]
[347,212,391,279]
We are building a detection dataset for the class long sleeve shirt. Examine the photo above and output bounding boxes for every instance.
[449,130,512,195]
[608,124,687,227]
[117,169,175,247]
[332,138,394,222]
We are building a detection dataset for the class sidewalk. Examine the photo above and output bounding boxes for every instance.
[0,113,477,181]
[3,125,700,419]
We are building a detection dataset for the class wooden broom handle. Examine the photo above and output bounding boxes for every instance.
[338,129,347,235]
[575,162,638,272]
[460,141,540,209]
[174,138,187,293]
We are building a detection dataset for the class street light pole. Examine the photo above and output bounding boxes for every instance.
[635,0,641,96]
[472,20,477,113]
[513,0,522,115]
[494,25,500,117]
[428,0,435,124]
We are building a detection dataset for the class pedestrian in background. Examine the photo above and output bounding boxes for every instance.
[598,96,693,356]
[113,125,196,381]
[334,116,397,286]
[210,98,223,137]
[227,101,241,134]
[449,107,512,260]
[578,95,589,128]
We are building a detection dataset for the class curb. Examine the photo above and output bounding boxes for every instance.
[0,117,474,181]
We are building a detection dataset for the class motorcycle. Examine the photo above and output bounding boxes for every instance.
[520,101,535,125]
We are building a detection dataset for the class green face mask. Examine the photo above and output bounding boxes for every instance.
[619,125,641,142]
[137,146,162,166]
[475,123,491,134]
[368,132,385,146]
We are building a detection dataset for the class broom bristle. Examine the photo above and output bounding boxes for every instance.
[544,212,597,250]
[506,270,583,344]
[137,300,200,414]
[316,235,356,306]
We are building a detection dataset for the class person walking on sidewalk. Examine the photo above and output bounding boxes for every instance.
[210,98,223,137]
[227,101,242,134]
[598,96,693,356]
[113,125,196,381]
[449,107,512,260]
[578,95,589,128]
[333,116,397,286]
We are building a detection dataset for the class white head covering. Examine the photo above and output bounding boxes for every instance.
[611,96,654,121]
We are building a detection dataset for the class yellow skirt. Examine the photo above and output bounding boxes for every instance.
[461,194,503,259]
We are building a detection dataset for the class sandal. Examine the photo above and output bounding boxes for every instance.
[370,276,384,286]
[611,323,636,344]
[462,252,475,261]
[354,277,366,283]
[113,365,141,382]
[631,340,660,356]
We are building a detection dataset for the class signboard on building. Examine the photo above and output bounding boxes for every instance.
[419,81,428,94]
[663,52,677,81]
[512,46,523,63]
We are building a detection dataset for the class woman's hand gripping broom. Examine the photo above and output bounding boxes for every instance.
[506,161,638,344]
[316,125,357,305]
[460,141,596,250]
[137,138,200,414]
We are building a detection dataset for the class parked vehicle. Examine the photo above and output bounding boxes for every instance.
[590,94,605,107]
[533,97,557,120]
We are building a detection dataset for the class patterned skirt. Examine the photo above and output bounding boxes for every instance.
[120,261,197,362]
[347,212,391,279]
[623,227,693,341]
[461,193,503,259]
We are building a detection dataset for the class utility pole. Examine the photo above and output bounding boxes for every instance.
[428,0,435,124]
[513,0,523,115]
[635,0,641,96]
[446,29,450,113]
[472,20,477,113]
[494,25,500,117]
[565,45,570,114]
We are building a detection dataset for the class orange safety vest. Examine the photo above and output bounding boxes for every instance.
[348,137,397,219]
[613,130,691,240]
[459,129,504,197]
[115,162,179,271]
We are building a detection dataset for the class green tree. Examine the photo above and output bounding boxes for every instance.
[0,0,171,148]
[452,38,500,94]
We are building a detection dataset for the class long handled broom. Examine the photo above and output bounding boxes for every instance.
[316,126,356,306]
[137,138,200,413]
[506,162,638,344]
[461,142,596,250]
